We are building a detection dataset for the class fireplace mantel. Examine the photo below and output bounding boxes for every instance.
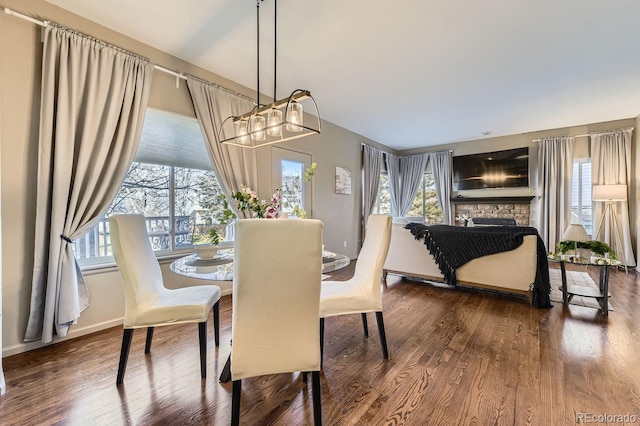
[450,196,534,204]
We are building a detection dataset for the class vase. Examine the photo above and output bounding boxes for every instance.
[195,244,218,259]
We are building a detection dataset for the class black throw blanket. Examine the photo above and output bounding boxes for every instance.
[406,223,552,308]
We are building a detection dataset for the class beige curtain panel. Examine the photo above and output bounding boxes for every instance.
[536,136,575,251]
[591,129,636,267]
[186,77,258,217]
[25,23,153,343]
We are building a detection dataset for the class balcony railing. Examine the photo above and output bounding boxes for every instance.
[73,215,192,259]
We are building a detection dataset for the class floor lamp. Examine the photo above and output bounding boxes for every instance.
[592,184,627,273]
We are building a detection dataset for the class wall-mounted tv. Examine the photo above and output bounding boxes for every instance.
[453,147,529,191]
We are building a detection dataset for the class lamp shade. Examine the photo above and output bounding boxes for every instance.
[592,184,627,202]
[562,223,589,242]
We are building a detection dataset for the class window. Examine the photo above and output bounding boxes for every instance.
[374,172,442,224]
[74,109,226,263]
[571,158,592,235]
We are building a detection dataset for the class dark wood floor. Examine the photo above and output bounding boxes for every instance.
[2,261,640,425]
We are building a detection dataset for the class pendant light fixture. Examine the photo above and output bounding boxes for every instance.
[218,0,321,149]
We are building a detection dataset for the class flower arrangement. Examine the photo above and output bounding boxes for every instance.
[225,185,282,219]
[218,163,316,220]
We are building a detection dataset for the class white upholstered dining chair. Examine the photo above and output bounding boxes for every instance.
[319,214,392,363]
[231,218,324,426]
[109,214,221,385]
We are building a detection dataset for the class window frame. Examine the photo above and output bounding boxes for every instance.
[77,162,219,269]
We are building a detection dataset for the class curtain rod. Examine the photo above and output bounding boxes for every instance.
[360,142,452,154]
[4,7,188,87]
[4,6,254,98]
[532,127,634,143]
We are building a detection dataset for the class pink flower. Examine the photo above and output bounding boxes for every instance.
[265,205,280,219]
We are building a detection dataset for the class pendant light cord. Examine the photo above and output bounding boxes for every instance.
[255,0,278,107]
[256,0,261,106]
[273,0,277,102]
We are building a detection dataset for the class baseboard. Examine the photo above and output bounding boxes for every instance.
[2,317,124,358]
[3,289,232,358]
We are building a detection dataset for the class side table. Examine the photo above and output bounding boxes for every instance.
[548,255,620,315]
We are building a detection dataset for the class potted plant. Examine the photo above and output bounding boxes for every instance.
[555,240,617,260]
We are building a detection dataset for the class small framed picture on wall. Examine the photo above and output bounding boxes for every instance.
[335,166,352,194]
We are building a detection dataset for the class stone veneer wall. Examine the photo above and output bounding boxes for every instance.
[454,202,531,226]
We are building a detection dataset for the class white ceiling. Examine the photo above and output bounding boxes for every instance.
[44,0,640,150]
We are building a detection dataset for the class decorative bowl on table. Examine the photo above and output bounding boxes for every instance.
[195,244,218,259]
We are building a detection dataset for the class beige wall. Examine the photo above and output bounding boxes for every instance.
[1,0,379,356]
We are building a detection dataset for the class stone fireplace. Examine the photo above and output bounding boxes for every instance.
[452,196,533,226]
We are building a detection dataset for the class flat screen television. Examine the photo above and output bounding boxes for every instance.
[453,147,529,190]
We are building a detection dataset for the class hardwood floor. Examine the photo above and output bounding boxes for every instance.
[2,261,640,425]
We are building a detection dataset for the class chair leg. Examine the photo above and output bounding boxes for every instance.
[219,354,231,383]
[302,371,308,383]
[213,300,220,347]
[375,311,389,359]
[312,371,322,426]
[361,313,369,337]
[198,321,207,379]
[116,329,134,385]
[319,318,325,369]
[231,379,242,426]
[144,327,154,354]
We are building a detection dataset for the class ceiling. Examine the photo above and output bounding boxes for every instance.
[44,0,640,150]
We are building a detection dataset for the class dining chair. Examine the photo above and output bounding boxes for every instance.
[319,214,392,364]
[231,218,323,426]
[109,214,221,385]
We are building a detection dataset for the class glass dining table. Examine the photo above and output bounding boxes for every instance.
[170,242,350,282]
[169,249,235,281]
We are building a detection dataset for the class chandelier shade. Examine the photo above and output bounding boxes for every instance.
[218,0,321,149]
